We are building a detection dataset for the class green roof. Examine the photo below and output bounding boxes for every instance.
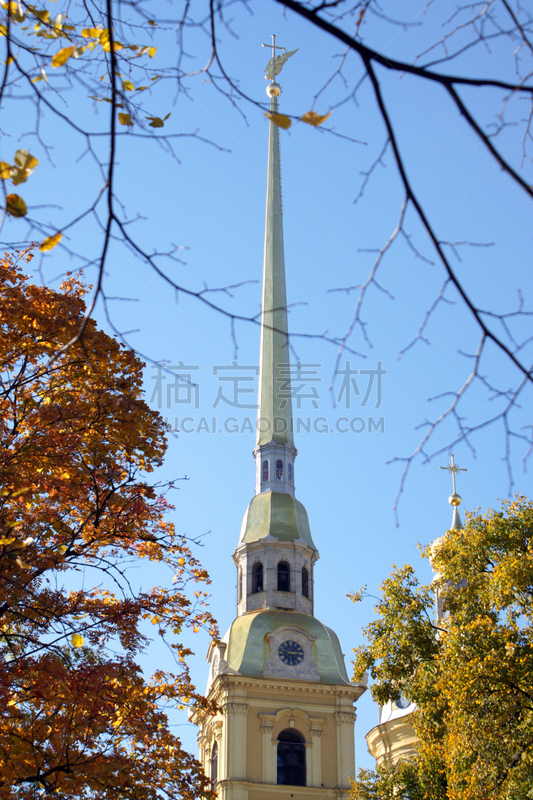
[239,492,316,550]
[223,609,350,685]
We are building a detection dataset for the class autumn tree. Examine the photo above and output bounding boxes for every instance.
[351,496,533,800]
[0,251,216,799]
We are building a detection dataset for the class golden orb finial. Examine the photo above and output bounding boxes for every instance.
[267,82,281,98]
[449,492,462,507]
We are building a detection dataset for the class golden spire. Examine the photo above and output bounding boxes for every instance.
[255,36,297,449]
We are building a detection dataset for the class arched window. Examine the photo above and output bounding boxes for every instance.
[211,741,218,785]
[237,567,242,603]
[277,729,306,786]
[302,566,309,598]
[276,459,283,480]
[262,459,269,482]
[277,561,290,592]
[288,463,293,484]
[252,562,264,593]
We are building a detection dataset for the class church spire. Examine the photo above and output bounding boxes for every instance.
[192,41,362,795]
[253,36,298,497]
[235,38,317,613]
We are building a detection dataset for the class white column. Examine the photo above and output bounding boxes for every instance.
[258,714,276,783]
[335,709,356,788]
[310,724,323,787]
[305,742,313,787]
[223,701,249,781]
[214,721,223,781]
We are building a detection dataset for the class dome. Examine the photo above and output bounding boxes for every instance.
[222,609,350,685]
[239,491,317,550]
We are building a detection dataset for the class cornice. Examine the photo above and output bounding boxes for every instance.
[216,778,349,797]
[206,672,363,704]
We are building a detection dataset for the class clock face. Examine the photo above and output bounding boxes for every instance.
[278,640,304,666]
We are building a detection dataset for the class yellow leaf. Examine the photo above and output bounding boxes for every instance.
[6,2,25,22]
[147,19,156,25]
[34,8,50,23]
[31,75,43,82]
[81,27,104,38]
[100,39,123,52]
[71,633,84,648]
[265,111,292,129]
[10,150,38,186]
[148,46,156,57]
[14,149,38,171]
[0,25,6,35]
[6,194,27,217]
[122,80,134,91]
[118,112,133,127]
[10,169,26,186]
[51,45,76,67]
[0,161,11,179]
[39,232,62,251]
[0,537,15,545]
[301,110,332,126]
[146,116,164,128]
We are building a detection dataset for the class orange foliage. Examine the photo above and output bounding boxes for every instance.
[0,252,216,799]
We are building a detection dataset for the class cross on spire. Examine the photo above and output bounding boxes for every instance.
[440,454,467,531]
[440,454,467,497]
[262,33,286,61]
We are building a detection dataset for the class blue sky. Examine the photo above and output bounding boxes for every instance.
[5,0,533,775]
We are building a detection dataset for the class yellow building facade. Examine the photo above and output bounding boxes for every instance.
[191,40,365,799]
[365,702,417,768]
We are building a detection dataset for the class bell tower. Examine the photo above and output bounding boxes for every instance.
[191,38,365,800]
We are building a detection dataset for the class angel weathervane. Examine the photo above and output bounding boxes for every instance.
[262,34,298,81]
